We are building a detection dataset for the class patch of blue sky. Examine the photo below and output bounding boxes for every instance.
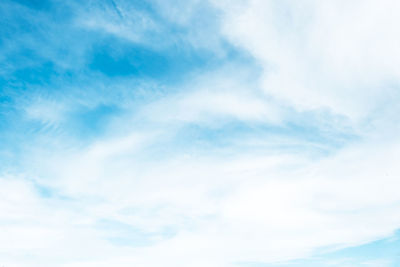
[65,103,122,139]
[1,0,246,83]
[88,36,191,80]
[0,0,238,93]
[0,2,81,77]
[10,0,53,11]
[0,0,262,165]
[237,230,400,267]
[84,27,251,83]
[0,6,251,129]
[10,61,58,85]
[32,182,54,198]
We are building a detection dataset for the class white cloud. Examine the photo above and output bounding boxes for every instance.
[141,68,283,125]
[214,0,400,119]
[5,125,398,266]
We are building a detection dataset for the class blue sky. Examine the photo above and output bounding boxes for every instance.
[1,0,400,266]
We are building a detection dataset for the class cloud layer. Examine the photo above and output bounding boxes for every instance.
[1,0,400,266]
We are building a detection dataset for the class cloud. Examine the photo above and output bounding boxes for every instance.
[214,0,400,119]
[7,105,398,266]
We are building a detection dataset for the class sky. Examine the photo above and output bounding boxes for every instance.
[1,0,400,266]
